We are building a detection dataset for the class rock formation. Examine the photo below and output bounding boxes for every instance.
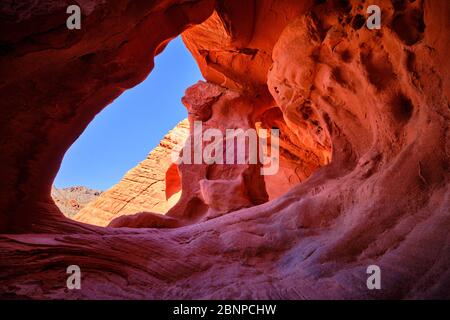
[0,0,449,300]
[51,186,102,218]
[73,119,189,227]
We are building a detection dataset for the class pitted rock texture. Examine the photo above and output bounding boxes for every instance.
[108,80,315,228]
[0,0,449,300]
[72,120,189,227]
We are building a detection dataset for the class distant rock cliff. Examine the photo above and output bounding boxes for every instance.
[51,186,102,218]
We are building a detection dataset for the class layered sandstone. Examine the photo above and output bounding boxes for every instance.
[0,0,449,300]
[73,119,189,227]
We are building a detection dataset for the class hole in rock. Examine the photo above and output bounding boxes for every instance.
[391,93,414,122]
[258,107,332,201]
[165,163,182,208]
[52,30,332,228]
[52,36,202,226]
[392,8,425,46]
[351,14,366,30]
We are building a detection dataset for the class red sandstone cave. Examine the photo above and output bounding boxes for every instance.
[0,0,449,299]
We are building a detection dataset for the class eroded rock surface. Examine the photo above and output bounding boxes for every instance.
[0,0,449,299]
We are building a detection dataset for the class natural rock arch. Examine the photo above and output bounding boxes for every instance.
[0,0,449,299]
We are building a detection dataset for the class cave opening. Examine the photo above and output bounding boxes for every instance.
[52,21,332,229]
[52,36,200,226]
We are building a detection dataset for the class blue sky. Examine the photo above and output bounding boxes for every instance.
[54,36,202,190]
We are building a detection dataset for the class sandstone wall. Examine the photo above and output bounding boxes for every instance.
[72,119,189,227]
[0,0,449,299]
